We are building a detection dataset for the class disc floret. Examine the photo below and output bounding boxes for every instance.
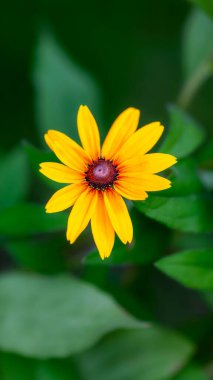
[85,158,118,190]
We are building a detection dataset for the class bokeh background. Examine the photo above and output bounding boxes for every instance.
[0,0,213,379]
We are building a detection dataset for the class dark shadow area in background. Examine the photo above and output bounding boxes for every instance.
[0,0,191,149]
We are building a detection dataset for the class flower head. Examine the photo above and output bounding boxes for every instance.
[40,106,177,259]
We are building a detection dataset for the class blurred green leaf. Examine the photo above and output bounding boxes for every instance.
[183,9,213,77]
[85,209,169,265]
[36,359,80,380]
[199,169,213,190]
[155,249,213,290]
[24,142,60,190]
[0,272,144,358]
[169,363,208,380]
[75,328,194,380]
[33,32,103,143]
[172,231,213,252]
[0,203,67,237]
[163,158,203,197]
[135,194,212,233]
[190,0,213,19]
[0,352,36,380]
[4,236,67,274]
[24,142,56,168]
[160,106,205,159]
[197,140,213,168]
[0,353,80,380]
[204,291,213,308]
[0,147,29,210]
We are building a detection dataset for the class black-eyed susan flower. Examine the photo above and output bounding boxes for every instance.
[39,106,177,259]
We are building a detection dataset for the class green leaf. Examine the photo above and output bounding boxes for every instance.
[172,231,213,252]
[170,363,208,380]
[4,236,67,274]
[197,140,213,168]
[75,328,194,380]
[155,249,213,290]
[0,353,81,380]
[0,353,36,380]
[199,169,213,190]
[33,32,104,143]
[0,272,144,358]
[0,147,29,210]
[0,203,67,237]
[183,9,213,77]
[85,208,170,265]
[163,158,203,197]
[36,359,80,380]
[204,291,213,308]
[24,142,61,190]
[135,194,212,233]
[160,106,205,159]
[190,0,213,19]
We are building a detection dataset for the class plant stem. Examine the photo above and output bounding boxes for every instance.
[177,60,213,110]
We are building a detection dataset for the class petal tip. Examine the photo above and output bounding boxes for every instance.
[127,230,133,244]
[159,123,164,132]
[129,106,140,114]
[78,104,89,113]
[78,104,84,112]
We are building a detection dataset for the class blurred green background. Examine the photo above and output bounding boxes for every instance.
[0,0,213,379]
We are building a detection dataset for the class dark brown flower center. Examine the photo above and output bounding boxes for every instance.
[85,158,118,190]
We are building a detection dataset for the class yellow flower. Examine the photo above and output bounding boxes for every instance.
[40,106,177,259]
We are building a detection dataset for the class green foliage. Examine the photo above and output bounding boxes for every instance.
[36,359,80,380]
[76,328,194,380]
[189,0,213,20]
[170,363,208,380]
[4,237,67,274]
[160,106,205,158]
[163,158,203,196]
[24,142,61,190]
[85,208,169,265]
[156,249,213,290]
[198,140,213,168]
[0,203,67,237]
[183,9,213,77]
[1,2,213,379]
[135,194,212,233]
[0,272,144,358]
[24,142,57,170]
[0,148,29,210]
[0,353,36,380]
[0,354,80,380]
[34,32,104,144]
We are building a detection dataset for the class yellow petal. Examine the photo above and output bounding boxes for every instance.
[45,183,86,213]
[91,191,115,259]
[114,122,164,164]
[140,153,177,173]
[77,105,101,161]
[104,190,133,244]
[45,130,91,172]
[39,162,84,183]
[119,172,171,191]
[102,107,140,160]
[114,181,148,200]
[66,187,97,244]
[119,153,177,174]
